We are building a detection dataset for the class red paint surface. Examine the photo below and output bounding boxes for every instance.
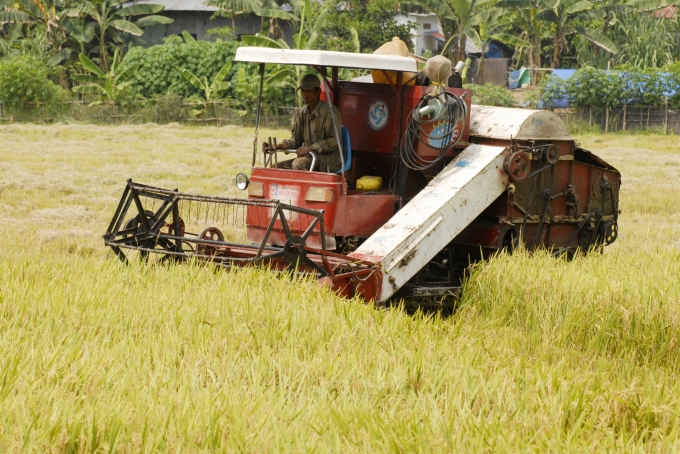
[246,167,397,248]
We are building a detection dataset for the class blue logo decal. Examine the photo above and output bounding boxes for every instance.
[427,121,459,148]
[368,101,388,130]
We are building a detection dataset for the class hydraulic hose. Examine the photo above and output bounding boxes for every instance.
[399,91,466,171]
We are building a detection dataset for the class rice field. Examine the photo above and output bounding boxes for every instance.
[0,123,679,452]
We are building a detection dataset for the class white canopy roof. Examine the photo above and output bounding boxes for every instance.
[234,47,419,72]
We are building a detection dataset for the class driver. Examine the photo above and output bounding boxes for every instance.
[263,74,342,173]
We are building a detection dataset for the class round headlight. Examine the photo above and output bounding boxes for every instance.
[235,172,250,191]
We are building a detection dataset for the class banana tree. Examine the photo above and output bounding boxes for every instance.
[534,0,619,67]
[400,0,498,62]
[64,0,172,69]
[71,50,138,102]
[240,0,328,106]
[467,8,530,82]
[496,0,552,69]
[181,60,239,117]
[0,0,67,46]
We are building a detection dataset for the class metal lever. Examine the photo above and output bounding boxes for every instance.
[308,152,317,172]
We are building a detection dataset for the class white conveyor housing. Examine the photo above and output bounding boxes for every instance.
[349,144,510,302]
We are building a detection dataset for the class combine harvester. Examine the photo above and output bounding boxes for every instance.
[104,47,621,307]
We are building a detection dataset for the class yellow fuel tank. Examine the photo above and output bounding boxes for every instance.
[356,176,383,192]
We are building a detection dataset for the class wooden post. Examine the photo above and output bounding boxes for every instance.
[647,106,651,128]
[0,101,3,119]
[589,105,592,126]
[623,102,627,131]
[605,106,609,133]
[665,97,669,135]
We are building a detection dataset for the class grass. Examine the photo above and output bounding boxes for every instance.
[0,124,679,452]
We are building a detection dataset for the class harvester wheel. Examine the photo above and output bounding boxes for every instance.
[120,210,157,260]
[506,151,531,183]
[121,210,156,237]
[163,218,185,237]
[199,227,225,243]
[197,227,225,255]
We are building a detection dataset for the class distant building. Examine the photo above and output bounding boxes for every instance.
[122,0,293,46]
[395,12,482,57]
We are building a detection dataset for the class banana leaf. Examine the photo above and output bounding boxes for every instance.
[135,15,173,27]
[0,11,31,23]
[71,73,99,83]
[181,69,206,90]
[79,53,105,78]
[118,4,164,16]
[110,19,143,36]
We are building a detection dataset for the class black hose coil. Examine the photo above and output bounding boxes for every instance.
[399,92,467,171]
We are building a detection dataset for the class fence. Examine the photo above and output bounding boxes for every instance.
[1,99,678,134]
[0,100,293,129]
[553,100,679,134]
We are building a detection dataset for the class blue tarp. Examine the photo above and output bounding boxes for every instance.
[509,70,520,89]
[509,67,532,89]
[484,42,503,59]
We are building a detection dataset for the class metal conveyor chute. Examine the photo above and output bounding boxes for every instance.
[349,144,509,302]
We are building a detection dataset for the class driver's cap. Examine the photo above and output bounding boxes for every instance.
[299,74,321,90]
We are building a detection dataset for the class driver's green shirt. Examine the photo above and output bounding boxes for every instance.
[283,100,342,173]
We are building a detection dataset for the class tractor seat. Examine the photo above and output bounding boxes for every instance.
[337,126,352,174]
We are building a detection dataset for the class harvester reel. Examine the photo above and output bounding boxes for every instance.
[544,145,560,165]
[506,151,531,183]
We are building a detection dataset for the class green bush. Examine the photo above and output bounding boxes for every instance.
[464,83,515,107]
[0,55,66,112]
[124,40,240,99]
[540,66,680,110]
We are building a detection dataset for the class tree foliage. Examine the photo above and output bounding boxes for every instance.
[464,82,516,106]
[123,40,240,99]
[71,49,138,102]
[319,0,414,53]
[540,65,680,110]
[0,54,65,111]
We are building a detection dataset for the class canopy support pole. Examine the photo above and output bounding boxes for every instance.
[252,63,265,168]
